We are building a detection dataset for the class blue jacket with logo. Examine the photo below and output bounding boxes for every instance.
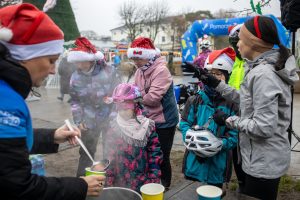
[179,89,238,184]
[0,80,33,149]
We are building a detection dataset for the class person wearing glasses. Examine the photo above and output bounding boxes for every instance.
[180,47,238,192]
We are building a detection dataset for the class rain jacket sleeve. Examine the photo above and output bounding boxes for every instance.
[216,81,241,106]
[69,73,83,125]
[221,129,238,151]
[0,132,88,200]
[146,131,163,182]
[229,72,281,139]
[142,66,172,107]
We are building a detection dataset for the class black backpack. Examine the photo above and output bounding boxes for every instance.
[280,0,300,31]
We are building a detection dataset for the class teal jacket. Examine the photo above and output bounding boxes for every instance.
[179,90,238,184]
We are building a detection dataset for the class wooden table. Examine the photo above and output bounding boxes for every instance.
[165,180,258,200]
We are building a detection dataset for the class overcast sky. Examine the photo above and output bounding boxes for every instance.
[69,0,281,36]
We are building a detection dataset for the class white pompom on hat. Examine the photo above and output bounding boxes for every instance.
[127,37,157,60]
[67,37,104,63]
[0,3,64,60]
[204,47,236,73]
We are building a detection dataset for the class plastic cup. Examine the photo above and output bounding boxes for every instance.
[196,185,222,200]
[140,183,165,200]
[85,167,106,176]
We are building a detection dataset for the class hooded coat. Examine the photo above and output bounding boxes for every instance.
[134,57,179,129]
[180,89,238,184]
[216,49,299,179]
[70,61,120,129]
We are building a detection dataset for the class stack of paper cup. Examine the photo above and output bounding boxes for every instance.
[140,183,165,200]
[196,185,222,200]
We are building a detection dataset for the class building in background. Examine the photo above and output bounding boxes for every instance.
[110,16,182,52]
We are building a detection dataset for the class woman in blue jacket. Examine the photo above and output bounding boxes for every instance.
[0,4,104,200]
[180,48,238,188]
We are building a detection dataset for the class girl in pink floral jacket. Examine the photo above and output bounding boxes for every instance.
[105,83,163,192]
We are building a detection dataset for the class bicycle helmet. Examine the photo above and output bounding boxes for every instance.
[112,83,141,102]
[184,128,223,158]
[112,83,142,110]
[199,39,211,49]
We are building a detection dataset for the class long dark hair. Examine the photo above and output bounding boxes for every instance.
[244,16,291,70]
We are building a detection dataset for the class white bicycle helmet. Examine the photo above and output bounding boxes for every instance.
[199,40,211,49]
[184,128,223,158]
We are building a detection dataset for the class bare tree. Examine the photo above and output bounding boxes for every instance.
[167,10,214,51]
[213,8,237,19]
[118,1,147,42]
[169,15,186,51]
[143,0,169,41]
[228,0,272,15]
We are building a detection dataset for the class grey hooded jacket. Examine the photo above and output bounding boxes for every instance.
[216,49,299,179]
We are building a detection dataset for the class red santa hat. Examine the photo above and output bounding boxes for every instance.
[67,37,104,63]
[0,3,64,60]
[228,24,243,37]
[127,37,158,60]
[204,47,236,73]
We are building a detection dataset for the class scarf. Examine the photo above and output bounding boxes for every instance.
[140,55,160,71]
[204,85,218,98]
[115,114,155,147]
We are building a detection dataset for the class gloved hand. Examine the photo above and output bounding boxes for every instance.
[184,62,221,88]
[197,68,221,88]
[213,109,229,126]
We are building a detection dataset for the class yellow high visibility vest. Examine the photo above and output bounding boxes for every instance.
[228,57,245,90]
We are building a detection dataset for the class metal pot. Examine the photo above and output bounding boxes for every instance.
[86,187,142,200]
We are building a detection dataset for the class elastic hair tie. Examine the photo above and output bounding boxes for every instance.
[254,16,262,39]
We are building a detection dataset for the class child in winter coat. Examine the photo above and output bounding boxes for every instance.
[105,83,163,192]
[68,37,120,176]
[180,47,238,189]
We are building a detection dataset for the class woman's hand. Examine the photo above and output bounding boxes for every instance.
[54,124,81,145]
[81,175,105,196]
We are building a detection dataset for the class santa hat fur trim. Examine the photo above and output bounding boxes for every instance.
[67,50,104,63]
[1,39,64,61]
[127,47,157,59]
[0,27,13,42]
[127,37,158,59]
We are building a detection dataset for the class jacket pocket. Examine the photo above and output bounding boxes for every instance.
[249,139,265,174]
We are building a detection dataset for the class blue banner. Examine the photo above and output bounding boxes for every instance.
[181,15,291,63]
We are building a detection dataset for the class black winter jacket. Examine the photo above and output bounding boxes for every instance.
[0,44,88,200]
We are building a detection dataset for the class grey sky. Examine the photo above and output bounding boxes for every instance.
[70,0,281,36]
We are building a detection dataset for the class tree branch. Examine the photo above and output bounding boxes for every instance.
[227,0,272,15]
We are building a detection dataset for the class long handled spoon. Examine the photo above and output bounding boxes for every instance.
[64,119,100,168]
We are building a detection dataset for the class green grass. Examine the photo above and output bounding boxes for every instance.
[278,175,300,193]
[229,178,238,191]
[228,175,300,193]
